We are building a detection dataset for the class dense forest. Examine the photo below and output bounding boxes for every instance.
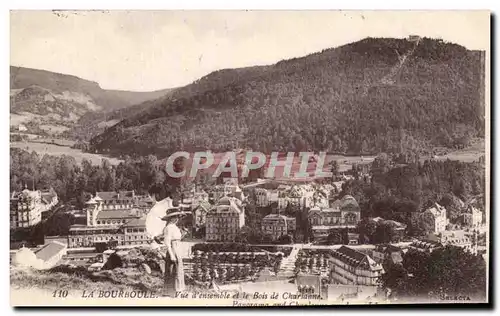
[90,37,485,158]
[10,148,181,209]
[340,155,485,234]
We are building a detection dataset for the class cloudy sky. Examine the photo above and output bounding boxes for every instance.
[10,10,489,91]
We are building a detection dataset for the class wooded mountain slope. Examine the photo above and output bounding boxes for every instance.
[10,66,173,137]
[90,37,486,158]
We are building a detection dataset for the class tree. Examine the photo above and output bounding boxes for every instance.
[326,230,343,245]
[277,234,293,244]
[381,246,487,300]
[357,218,378,243]
[379,263,410,296]
[330,160,340,181]
[373,221,397,244]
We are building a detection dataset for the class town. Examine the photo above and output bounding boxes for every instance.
[10,151,487,303]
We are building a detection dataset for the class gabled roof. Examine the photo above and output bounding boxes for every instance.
[35,241,66,261]
[40,190,57,204]
[330,246,382,271]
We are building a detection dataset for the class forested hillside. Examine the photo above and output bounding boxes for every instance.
[10,66,173,138]
[90,37,485,158]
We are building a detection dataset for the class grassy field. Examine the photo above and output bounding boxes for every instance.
[10,141,122,165]
[425,139,486,163]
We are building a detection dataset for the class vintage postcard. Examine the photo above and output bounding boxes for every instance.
[9,10,490,307]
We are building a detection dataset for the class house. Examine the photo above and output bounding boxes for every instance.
[261,214,296,241]
[95,190,136,210]
[309,195,361,239]
[12,241,67,270]
[329,246,384,286]
[415,203,448,233]
[425,230,476,254]
[40,188,58,209]
[205,196,245,242]
[371,244,403,265]
[10,189,44,229]
[192,200,212,236]
[461,205,483,228]
[34,241,67,269]
[408,240,443,253]
[254,188,270,207]
[210,183,245,204]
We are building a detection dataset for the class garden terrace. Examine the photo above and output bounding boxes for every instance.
[191,242,292,256]
[295,250,331,276]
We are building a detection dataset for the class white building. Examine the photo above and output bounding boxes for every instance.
[417,203,448,234]
[462,205,483,228]
[329,246,384,286]
[426,230,476,254]
[205,196,245,242]
[261,214,296,240]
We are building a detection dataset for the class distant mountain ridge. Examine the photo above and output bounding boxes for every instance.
[10,66,173,138]
[89,37,486,158]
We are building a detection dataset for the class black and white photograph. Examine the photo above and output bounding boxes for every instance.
[8,10,490,307]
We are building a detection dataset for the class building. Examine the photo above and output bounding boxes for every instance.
[425,230,476,254]
[134,194,156,214]
[11,242,67,270]
[192,200,212,227]
[371,217,407,241]
[346,233,360,245]
[120,217,150,246]
[309,195,361,239]
[95,190,136,210]
[461,205,483,228]
[408,240,443,253]
[40,188,59,209]
[261,214,296,241]
[85,191,153,226]
[68,192,153,249]
[68,216,149,248]
[10,188,58,229]
[210,183,245,203]
[371,244,403,265]
[254,188,270,207]
[205,196,245,242]
[415,203,448,234]
[296,273,326,299]
[34,241,67,269]
[329,246,384,286]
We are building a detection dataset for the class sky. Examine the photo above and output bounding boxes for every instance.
[10,10,489,91]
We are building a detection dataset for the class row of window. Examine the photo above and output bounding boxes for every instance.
[100,204,133,210]
[206,228,238,234]
[69,234,149,244]
[95,219,128,225]
[262,225,287,231]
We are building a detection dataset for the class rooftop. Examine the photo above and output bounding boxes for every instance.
[123,216,147,228]
[96,209,140,220]
[95,190,135,201]
[35,241,66,262]
[331,246,381,271]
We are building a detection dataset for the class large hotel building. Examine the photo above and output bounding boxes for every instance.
[68,191,154,248]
